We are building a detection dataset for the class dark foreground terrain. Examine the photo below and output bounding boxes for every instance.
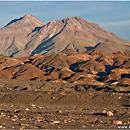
[0,78,129,129]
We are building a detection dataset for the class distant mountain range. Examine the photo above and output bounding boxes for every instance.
[0,14,130,57]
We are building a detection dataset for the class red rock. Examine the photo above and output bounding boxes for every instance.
[106,111,114,116]
[47,92,52,95]
[60,92,66,95]
[113,120,123,125]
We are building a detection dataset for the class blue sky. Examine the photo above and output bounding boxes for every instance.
[0,1,130,40]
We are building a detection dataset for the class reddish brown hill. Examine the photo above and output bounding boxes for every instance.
[0,49,129,85]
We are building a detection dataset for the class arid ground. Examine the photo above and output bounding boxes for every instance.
[0,78,129,129]
[0,11,130,130]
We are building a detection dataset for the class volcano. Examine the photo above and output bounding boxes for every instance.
[0,14,130,57]
[0,14,44,57]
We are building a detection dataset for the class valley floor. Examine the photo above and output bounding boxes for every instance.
[0,79,129,129]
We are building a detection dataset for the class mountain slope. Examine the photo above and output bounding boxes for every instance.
[93,40,121,53]
[0,14,44,57]
[30,16,130,55]
[0,14,130,57]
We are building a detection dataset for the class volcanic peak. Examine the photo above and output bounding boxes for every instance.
[0,14,130,57]
[5,13,44,28]
[23,13,34,18]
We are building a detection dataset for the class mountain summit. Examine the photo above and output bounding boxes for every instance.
[0,14,130,57]
[5,13,44,27]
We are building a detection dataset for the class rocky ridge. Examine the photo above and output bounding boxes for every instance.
[0,49,130,87]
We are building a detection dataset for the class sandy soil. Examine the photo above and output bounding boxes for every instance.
[0,79,129,129]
